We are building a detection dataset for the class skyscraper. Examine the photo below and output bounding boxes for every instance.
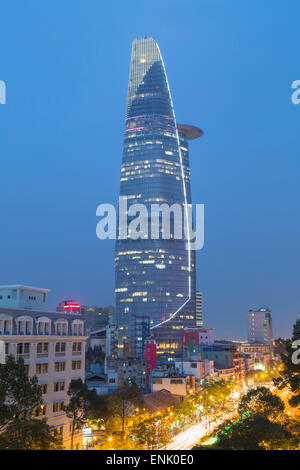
[115,38,202,362]
[196,291,203,327]
[247,307,273,346]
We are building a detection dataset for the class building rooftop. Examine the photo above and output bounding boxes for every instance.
[143,389,181,413]
[0,285,51,293]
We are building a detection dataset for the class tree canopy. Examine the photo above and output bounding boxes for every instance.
[0,355,62,450]
[238,386,285,420]
[274,319,300,407]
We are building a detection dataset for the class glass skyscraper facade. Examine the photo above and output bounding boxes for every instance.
[115,38,202,362]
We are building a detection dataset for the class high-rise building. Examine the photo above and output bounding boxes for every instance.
[247,307,273,346]
[196,291,203,327]
[115,38,202,362]
[129,314,150,359]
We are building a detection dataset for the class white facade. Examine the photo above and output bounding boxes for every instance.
[0,285,50,310]
[247,308,273,346]
[0,285,87,450]
[175,359,214,385]
[151,376,187,396]
[198,328,214,345]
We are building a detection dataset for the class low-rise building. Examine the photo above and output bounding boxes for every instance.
[0,285,87,450]
[215,367,236,382]
[143,389,181,414]
[85,371,108,396]
[151,374,187,396]
[106,357,147,392]
[174,359,214,387]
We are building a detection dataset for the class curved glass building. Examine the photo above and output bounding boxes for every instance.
[115,38,202,362]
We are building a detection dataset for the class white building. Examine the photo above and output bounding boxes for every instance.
[0,285,87,450]
[151,375,187,396]
[175,359,214,386]
[0,285,49,310]
[247,308,273,347]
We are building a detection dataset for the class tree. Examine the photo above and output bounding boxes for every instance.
[132,415,171,450]
[105,381,144,439]
[238,386,285,421]
[86,394,112,429]
[0,355,62,450]
[64,378,92,450]
[208,381,234,410]
[194,414,294,450]
[274,319,300,407]
[173,398,195,426]
[85,345,105,371]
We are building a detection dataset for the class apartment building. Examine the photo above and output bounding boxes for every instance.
[0,285,87,450]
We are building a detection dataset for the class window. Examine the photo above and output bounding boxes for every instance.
[37,317,51,335]
[54,381,65,392]
[72,360,81,370]
[55,320,68,336]
[72,320,84,336]
[37,343,48,355]
[54,362,66,372]
[34,405,46,416]
[53,401,64,413]
[190,362,197,368]
[53,426,63,437]
[170,379,183,384]
[17,316,33,335]
[0,316,13,335]
[17,343,30,355]
[72,342,82,353]
[36,363,48,374]
[109,378,116,383]
[55,343,66,354]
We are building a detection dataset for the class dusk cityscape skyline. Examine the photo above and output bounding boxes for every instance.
[1,1,300,341]
[0,1,299,454]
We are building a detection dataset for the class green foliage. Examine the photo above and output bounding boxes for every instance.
[86,394,112,427]
[292,319,300,341]
[195,414,294,450]
[88,381,144,437]
[85,345,105,371]
[64,378,93,450]
[0,355,62,450]
[238,386,285,420]
[274,319,300,408]
[194,381,234,413]
[173,398,194,425]
[132,415,171,450]
[0,418,63,450]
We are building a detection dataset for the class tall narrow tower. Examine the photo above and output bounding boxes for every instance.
[247,307,273,346]
[115,38,202,362]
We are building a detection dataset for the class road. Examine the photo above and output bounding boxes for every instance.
[166,413,233,450]
[166,383,281,450]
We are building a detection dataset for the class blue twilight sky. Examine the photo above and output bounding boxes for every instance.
[0,0,299,339]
